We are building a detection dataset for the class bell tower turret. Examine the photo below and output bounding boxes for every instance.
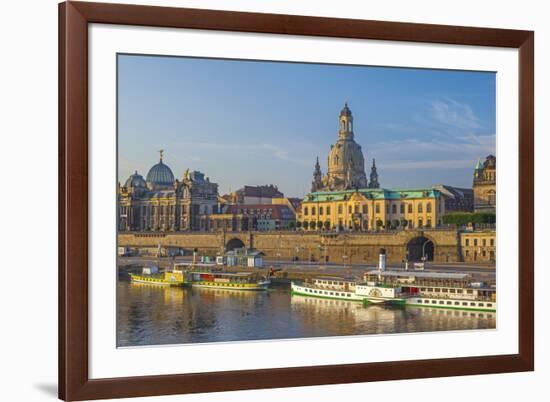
[339,102,354,140]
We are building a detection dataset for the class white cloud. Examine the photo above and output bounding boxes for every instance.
[175,141,311,167]
[371,134,495,170]
[429,98,481,130]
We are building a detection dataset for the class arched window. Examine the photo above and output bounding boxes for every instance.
[334,155,339,165]
[303,207,308,216]
[341,120,345,130]
[348,121,352,131]
[311,207,316,215]
[319,207,324,215]
[426,203,432,213]
[487,191,496,205]
[418,203,423,213]
[408,204,413,214]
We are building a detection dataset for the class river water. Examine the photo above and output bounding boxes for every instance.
[117,280,496,347]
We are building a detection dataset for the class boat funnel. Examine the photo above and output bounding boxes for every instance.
[378,248,386,272]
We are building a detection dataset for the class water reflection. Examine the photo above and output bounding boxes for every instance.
[117,281,496,347]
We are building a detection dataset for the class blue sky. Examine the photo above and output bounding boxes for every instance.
[118,54,496,197]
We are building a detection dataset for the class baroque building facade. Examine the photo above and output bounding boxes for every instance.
[118,151,219,232]
[298,188,445,232]
[460,230,496,262]
[473,154,496,212]
[311,103,373,192]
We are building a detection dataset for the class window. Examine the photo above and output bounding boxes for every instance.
[408,204,413,213]
[311,207,316,215]
[426,203,432,213]
[392,204,397,214]
[465,239,470,246]
[362,205,368,214]
[348,205,352,214]
[490,239,494,246]
[326,206,331,215]
[338,204,343,214]
[319,207,324,215]
[418,219,423,228]
[400,204,405,214]
[354,205,359,213]
[304,207,308,216]
[375,204,380,213]
[474,239,478,246]
[482,239,486,246]
[418,203,423,213]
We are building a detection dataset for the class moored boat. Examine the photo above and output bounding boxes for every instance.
[129,265,186,286]
[178,263,271,291]
[291,249,496,312]
[291,277,364,301]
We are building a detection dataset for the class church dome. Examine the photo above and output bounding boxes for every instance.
[146,151,175,188]
[124,171,147,188]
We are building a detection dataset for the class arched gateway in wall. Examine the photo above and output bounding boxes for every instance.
[225,238,245,252]
[407,236,435,262]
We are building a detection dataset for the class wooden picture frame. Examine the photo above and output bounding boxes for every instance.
[59,1,534,400]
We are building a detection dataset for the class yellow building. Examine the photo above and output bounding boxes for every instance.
[297,188,445,231]
[473,155,496,212]
[460,230,496,262]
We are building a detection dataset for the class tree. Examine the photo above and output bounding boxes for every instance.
[302,221,309,230]
[376,219,384,230]
[296,221,302,229]
[310,221,316,230]
[442,212,496,226]
[288,221,296,230]
[324,221,331,230]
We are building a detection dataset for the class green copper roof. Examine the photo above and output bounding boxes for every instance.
[475,158,483,170]
[305,188,441,202]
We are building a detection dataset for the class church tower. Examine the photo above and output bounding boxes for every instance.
[339,102,354,139]
[323,103,368,190]
[311,156,323,192]
[368,159,380,188]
